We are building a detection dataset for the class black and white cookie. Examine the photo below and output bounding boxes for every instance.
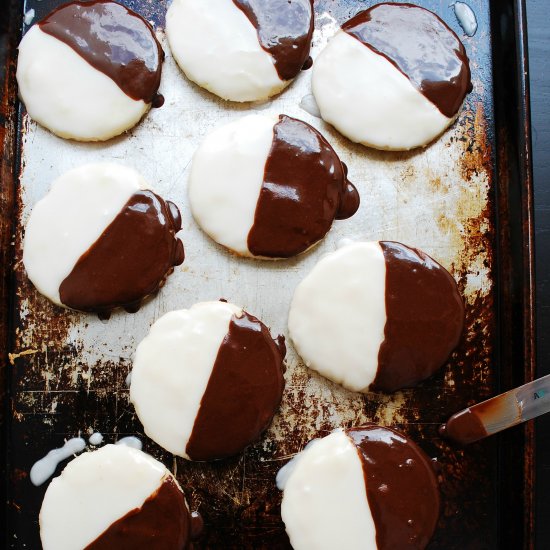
[166,0,314,102]
[16,1,164,141]
[288,241,464,393]
[40,444,191,550]
[23,163,184,317]
[129,301,286,461]
[312,3,472,150]
[189,114,359,259]
[277,425,440,550]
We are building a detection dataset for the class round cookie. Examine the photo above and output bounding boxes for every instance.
[40,444,191,550]
[288,241,464,393]
[17,1,164,141]
[129,301,286,460]
[189,114,360,259]
[23,163,184,317]
[166,0,314,102]
[312,3,472,150]
[277,425,440,550]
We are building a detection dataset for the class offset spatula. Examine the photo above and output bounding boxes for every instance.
[439,373,550,445]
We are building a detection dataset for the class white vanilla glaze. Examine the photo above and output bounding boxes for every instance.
[116,436,143,451]
[189,114,277,257]
[279,430,377,550]
[23,163,146,307]
[288,241,387,393]
[17,26,148,141]
[166,0,287,102]
[24,8,35,25]
[276,437,321,491]
[454,2,478,37]
[39,445,168,550]
[88,433,103,446]
[130,301,243,458]
[312,31,453,151]
[30,437,86,487]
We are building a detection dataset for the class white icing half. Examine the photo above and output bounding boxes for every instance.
[23,163,146,307]
[30,437,86,487]
[288,241,387,392]
[312,31,453,151]
[276,437,321,491]
[130,301,243,458]
[166,0,287,102]
[17,26,148,141]
[39,445,168,550]
[280,430,377,550]
[189,114,277,257]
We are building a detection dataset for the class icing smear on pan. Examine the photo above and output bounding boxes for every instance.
[30,435,143,486]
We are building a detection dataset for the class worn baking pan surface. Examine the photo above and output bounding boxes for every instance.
[1,0,534,548]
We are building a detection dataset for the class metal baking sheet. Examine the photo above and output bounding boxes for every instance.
[0,0,535,548]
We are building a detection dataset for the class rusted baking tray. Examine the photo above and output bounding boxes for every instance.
[0,0,535,548]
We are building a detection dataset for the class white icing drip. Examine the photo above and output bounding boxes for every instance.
[166,0,286,102]
[88,433,103,446]
[189,114,277,257]
[312,31,452,150]
[280,430,377,550]
[24,9,35,25]
[453,2,478,37]
[30,437,86,486]
[115,436,143,450]
[125,371,132,388]
[16,26,148,141]
[299,94,321,118]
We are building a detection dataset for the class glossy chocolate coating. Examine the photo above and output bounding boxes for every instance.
[347,425,440,550]
[233,0,314,81]
[247,115,359,258]
[372,242,464,392]
[59,190,184,316]
[439,408,488,445]
[186,311,285,461]
[39,0,163,103]
[342,3,472,118]
[86,476,191,550]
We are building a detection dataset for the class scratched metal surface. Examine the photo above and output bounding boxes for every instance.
[7,0,501,548]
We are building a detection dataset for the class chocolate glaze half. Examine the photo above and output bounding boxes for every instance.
[86,476,191,550]
[346,425,440,550]
[439,408,488,445]
[372,242,464,392]
[59,190,184,316]
[342,3,472,118]
[232,0,314,81]
[39,0,163,103]
[247,115,359,258]
[186,311,286,461]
